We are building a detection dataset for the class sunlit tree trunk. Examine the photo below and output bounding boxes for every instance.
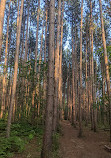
[59,0,64,120]
[99,0,111,141]
[0,0,7,61]
[0,1,11,119]
[6,0,24,138]
[41,0,55,157]
[53,0,61,132]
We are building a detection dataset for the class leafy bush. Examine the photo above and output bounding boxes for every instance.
[0,136,25,158]
[0,119,43,157]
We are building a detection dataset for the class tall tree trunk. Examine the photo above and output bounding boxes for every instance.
[99,0,111,141]
[53,0,61,132]
[59,0,64,120]
[90,0,96,132]
[32,0,40,121]
[101,57,106,124]
[41,0,55,157]
[85,22,88,125]
[43,0,48,104]
[37,21,44,116]
[79,0,83,137]
[6,0,24,138]
[0,0,7,61]
[72,23,76,126]
[0,1,11,119]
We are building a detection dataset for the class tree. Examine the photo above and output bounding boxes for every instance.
[0,0,7,61]
[41,0,55,157]
[79,0,83,137]
[53,0,61,132]
[0,1,11,119]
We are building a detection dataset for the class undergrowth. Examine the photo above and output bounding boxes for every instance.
[0,119,43,158]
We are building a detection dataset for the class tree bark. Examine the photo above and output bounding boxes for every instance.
[41,0,55,157]
[0,1,11,119]
[72,22,76,126]
[0,0,7,61]
[59,0,64,120]
[79,0,83,137]
[53,0,61,132]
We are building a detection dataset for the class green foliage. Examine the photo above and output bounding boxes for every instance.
[0,119,43,158]
[0,136,25,158]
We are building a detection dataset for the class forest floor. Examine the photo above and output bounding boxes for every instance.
[59,120,111,158]
[13,120,111,158]
[13,137,41,158]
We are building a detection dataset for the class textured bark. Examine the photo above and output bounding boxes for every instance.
[99,0,111,141]
[0,1,11,119]
[72,23,76,126]
[59,0,64,120]
[41,0,55,157]
[0,0,7,61]
[79,0,83,137]
[53,0,61,132]
[6,0,24,138]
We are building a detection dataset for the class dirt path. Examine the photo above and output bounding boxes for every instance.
[59,120,111,158]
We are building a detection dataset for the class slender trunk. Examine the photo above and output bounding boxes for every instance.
[37,21,44,116]
[90,0,96,132]
[101,57,106,124]
[41,0,55,157]
[0,0,7,61]
[0,1,11,119]
[43,0,48,103]
[85,23,88,125]
[72,23,76,126]
[6,0,24,138]
[53,0,61,132]
[99,0,111,141]
[59,0,64,120]
[79,0,83,137]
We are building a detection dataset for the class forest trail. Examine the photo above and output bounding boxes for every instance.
[59,120,111,158]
